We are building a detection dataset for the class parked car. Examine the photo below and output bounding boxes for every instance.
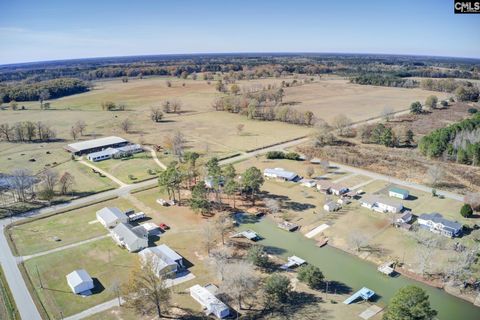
[159,223,170,230]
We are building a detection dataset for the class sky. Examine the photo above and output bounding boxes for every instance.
[0,0,479,64]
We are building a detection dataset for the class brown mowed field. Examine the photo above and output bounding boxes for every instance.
[283,79,449,122]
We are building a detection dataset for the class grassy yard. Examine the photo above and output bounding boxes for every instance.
[24,238,136,318]
[93,152,160,183]
[9,197,135,256]
[0,266,20,320]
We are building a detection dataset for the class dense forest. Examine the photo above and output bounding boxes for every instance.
[419,114,480,166]
[0,78,89,102]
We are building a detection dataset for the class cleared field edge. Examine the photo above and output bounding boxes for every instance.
[17,262,51,320]
[5,195,118,257]
[0,265,20,320]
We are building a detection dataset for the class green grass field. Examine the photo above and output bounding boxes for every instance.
[93,152,160,183]
[24,238,136,318]
[9,197,135,256]
[0,266,19,320]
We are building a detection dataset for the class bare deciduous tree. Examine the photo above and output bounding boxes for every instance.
[236,123,245,135]
[120,118,133,133]
[427,165,444,187]
[214,212,232,245]
[122,257,171,318]
[331,114,352,136]
[41,169,59,194]
[170,100,182,114]
[10,169,34,202]
[70,126,79,140]
[202,222,216,255]
[59,172,75,195]
[348,231,368,252]
[75,120,87,135]
[209,247,233,281]
[150,107,164,122]
[305,166,314,178]
[220,261,259,310]
[171,131,185,159]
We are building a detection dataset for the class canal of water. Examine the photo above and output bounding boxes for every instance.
[237,217,480,320]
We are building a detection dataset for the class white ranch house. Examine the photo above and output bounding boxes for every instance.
[389,187,410,200]
[139,244,185,277]
[96,207,128,229]
[361,195,403,213]
[111,222,148,252]
[263,168,299,181]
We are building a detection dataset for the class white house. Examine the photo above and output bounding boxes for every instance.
[418,213,462,238]
[139,244,185,277]
[190,284,230,319]
[87,148,119,162]
[361,195,403,213]
[66,269,94,294]
[323,201,341,212]
[389,187,410,200]
[111,223,148,252]
[86,144,144,162]
[263,168,299,182]
[300,179,317,188]
[96,207,128,229]
[316,182,348,195]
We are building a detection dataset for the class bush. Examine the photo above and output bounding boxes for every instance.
[264,274,292,304]
[247,245,269,268]
[284,152,301,161]
[297,264,324,289]
[266,151,285,159]
[468,108,478,114]
[460,204,473,218]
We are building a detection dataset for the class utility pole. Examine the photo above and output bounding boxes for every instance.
[325,281,329,300]
[36,265,43,289]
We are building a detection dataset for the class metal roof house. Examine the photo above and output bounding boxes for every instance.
[418,213,463,238]
[87,148,119,162]
[389,187,410,200]
[96,207,128,229]
[66,269,94,294]
[190,284,230,319]
[139,244,185,276]
[263,168,299,181]
[65,136,128,155]
[111,222,148,252]
[360,195,403,213]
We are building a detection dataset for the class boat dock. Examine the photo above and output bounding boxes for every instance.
[230,229,260,241]
[343,287,375,304]
[278,221,299,232]
[280,255,306,270]
[378,261,395,276]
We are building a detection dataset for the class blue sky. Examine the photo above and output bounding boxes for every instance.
[0,0,479,64]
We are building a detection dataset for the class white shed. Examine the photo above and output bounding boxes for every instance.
[323,201,340,212]
[190,284,230,319]
[96,207,128,228]
[66,269,94,294]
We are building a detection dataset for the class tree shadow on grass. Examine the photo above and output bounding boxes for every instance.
[320,280,353,295]
[261,292,333,320]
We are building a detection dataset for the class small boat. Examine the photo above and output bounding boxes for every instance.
[316,238,329,247]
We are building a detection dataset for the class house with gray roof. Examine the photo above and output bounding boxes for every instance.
[111,222,148,252]
[139,244,185,276]
[263,168,299,182]
[96,207,128,228]
[65,136,128,155]
[418,213,463,238]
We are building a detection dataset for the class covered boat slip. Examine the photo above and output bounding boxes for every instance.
[343,287,375,304]
[280,255,306,270]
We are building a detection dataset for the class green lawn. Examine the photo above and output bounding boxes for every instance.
[24,238,136,318]
[94,153,160,183]
[54,160,117,195]
[9,197,134,256]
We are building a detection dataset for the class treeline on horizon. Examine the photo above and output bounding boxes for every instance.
[0,78,89,103]
[1,53,479,83]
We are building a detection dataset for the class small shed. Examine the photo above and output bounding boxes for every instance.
[389,187,409,200]
[323,201,340,212]
[66,269,94,294]
[190,284,230,319]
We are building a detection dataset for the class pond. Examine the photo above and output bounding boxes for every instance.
[237,216,480,320]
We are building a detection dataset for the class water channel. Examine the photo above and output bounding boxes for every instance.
[237,216,480,320]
